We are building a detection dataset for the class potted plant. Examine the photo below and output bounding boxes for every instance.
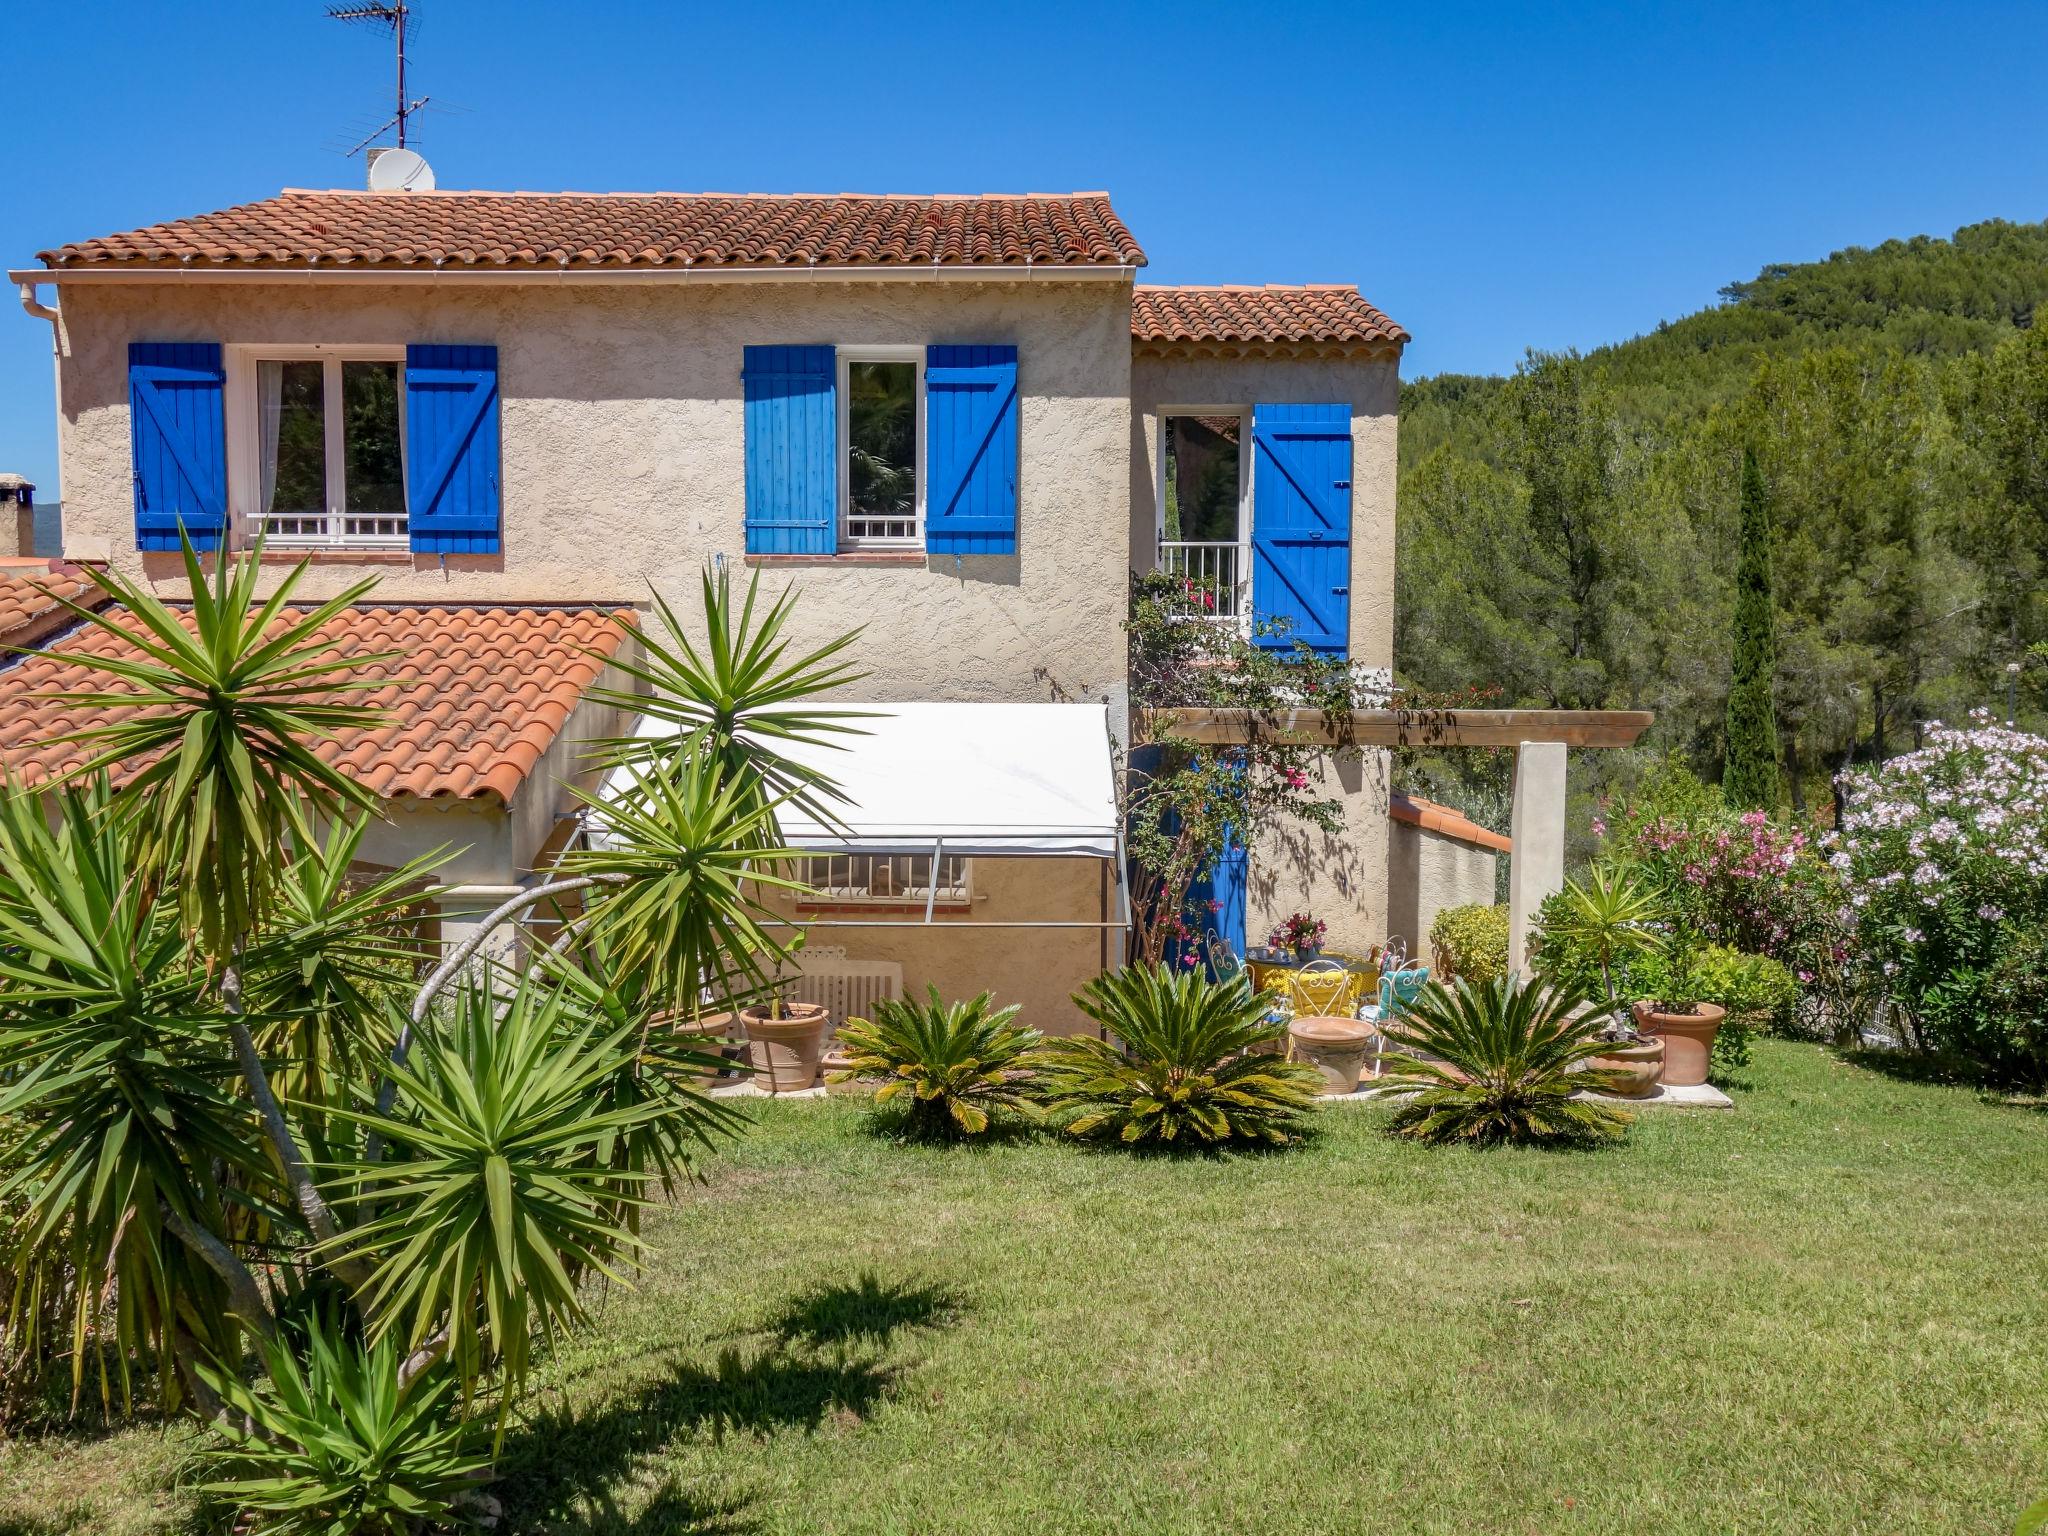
[738,983,830,1093]
[1544,864,1667,1096]
[1632,919,1726,1086]
[1268,911,1327,962]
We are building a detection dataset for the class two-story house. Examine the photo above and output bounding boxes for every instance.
[7,186,1406,1031]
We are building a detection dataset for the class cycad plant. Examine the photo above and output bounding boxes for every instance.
[1376,974,1635,1147]
[1034,964,1322,1147]
[831,987,1040,1139]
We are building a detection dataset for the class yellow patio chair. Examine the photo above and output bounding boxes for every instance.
[1285,958,1361,1020]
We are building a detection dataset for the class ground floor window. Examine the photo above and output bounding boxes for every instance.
[231,348,408,547]
[795,851,971,908]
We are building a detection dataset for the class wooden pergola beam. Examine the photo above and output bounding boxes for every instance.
[1138,707,1655,750]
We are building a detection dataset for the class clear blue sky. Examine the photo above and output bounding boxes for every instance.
[6,0,2045,494]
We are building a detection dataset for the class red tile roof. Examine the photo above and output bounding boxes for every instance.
[0,562,112,651]
[0,599,634,805]
[1389,793,1511,854]
[1132,285,1408,349]
[38,190,1147,271]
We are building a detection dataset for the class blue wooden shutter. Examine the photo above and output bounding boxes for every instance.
[925,345,1018,555]
[742,345,837,554]
[406,344,501,554]
[1250,403,1352,655]
[128,342,226,551]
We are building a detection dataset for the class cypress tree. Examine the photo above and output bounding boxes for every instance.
[1724,447,1782,810]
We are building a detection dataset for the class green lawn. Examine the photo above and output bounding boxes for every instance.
[5,1040,2044,1535]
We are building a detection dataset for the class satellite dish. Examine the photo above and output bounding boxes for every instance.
[368,147,436,193]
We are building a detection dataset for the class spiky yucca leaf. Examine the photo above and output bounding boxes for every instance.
[195,1313,487,1536]
[322,973,665,1409]
[1377,974,1635,1147]
[832,986,1040,1139]
[26,534,396,957]
[1034,964,1321,1147]
[0,781,262,1410]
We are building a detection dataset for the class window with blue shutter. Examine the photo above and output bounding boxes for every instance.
[742,345,837,555]
[405,344,501,554]
[924,345,1018,556]
[129,342,227,551]
[1249,403,1352,655]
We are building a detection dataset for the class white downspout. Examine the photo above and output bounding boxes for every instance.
[17,279,58,328]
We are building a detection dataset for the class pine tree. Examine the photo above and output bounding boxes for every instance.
[1724,447,1782,809]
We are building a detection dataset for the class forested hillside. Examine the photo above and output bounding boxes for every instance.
[1395,218,2048,827]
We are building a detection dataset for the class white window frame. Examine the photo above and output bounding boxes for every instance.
[225,343,410,549]
[794,851,972,909]
[836,346,926,551]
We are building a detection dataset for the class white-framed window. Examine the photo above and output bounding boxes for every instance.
[837,346,925,548]
[226,345,408,548]
[795,852,971,908]
[1156,407,1251,623]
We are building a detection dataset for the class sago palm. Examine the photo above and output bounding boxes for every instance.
[1034,964,1322,1146]
[1377,974,1635,1147]
[832,986,1041,1139]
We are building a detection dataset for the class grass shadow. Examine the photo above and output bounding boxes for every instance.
[852,1104,1044,1148]
[761,1271,965,1349]
[1836,1046,2047,1107]
[499,1270,969,1533]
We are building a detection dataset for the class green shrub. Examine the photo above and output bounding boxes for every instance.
[1377,974,1633,1147]
[196,1316,488,1536]
[1530,865,1665,1016]
[1034,965,1323,1147]
[1429,903,1509,984]
[1628,942,1796,1074]
[830,987,1041,1139]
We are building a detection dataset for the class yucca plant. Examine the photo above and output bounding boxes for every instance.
[1540,862,1665,1021]
[324,972,666,1411]
[832,986,1041,1139]
[195,1313,488,1536]
[1034,964,1322,1147]
[1376,974,1635,1147]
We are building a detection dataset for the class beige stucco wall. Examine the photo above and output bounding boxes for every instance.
[1386,821,1501,963]
[760,855,1112,1038]
[47,277,1132,711]
[1128,348,1401,953]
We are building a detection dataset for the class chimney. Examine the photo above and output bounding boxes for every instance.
[0,476,33,558]
[366,146,391,189]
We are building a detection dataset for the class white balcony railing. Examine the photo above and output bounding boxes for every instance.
[1159,539,1247,621]
[256,511,410,548]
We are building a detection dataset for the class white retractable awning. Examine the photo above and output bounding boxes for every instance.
[592,701,1130,931]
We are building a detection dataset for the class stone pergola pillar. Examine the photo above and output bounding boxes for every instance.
[1507,741,1567,976]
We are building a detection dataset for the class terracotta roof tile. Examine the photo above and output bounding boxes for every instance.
[1389,792,1512,854]
[0,562,113,651]
[0,600,634,806]
[40,190,1147,271]
[1132,285,1408,348]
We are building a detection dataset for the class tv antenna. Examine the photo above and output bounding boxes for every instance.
[327,1,427,152]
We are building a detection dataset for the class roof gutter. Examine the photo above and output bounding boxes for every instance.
[9,262,1139,288]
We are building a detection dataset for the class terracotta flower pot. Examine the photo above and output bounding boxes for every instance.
[1632,1001,1727,1087]
[650,1009,741,1087]
[820,1045,879,1097]
[739,1001,829,1093]
[1587,1036,1665,1098]
[1287,1015,1374,1096]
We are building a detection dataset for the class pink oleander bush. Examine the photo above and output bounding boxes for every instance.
[1832,711,2048,1083]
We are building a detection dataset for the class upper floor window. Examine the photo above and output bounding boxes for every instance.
[840,350,923,548]
[229,346,408,548]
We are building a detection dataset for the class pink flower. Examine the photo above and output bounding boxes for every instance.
[1591,816,1608,837]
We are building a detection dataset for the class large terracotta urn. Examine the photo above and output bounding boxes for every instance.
[1287,1016,1375,1096]
[738,1001,830,1093]
[1632,1001,1727,1087]
[1587,1035,1666,1098]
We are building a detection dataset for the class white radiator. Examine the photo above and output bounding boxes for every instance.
[786,947,904,1034]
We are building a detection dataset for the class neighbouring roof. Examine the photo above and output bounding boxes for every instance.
[0,599,634,805]
[37,190,1147,271]
[0,562,111,651]
[1132,284,1408,352]
[1389,792,1512,854]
